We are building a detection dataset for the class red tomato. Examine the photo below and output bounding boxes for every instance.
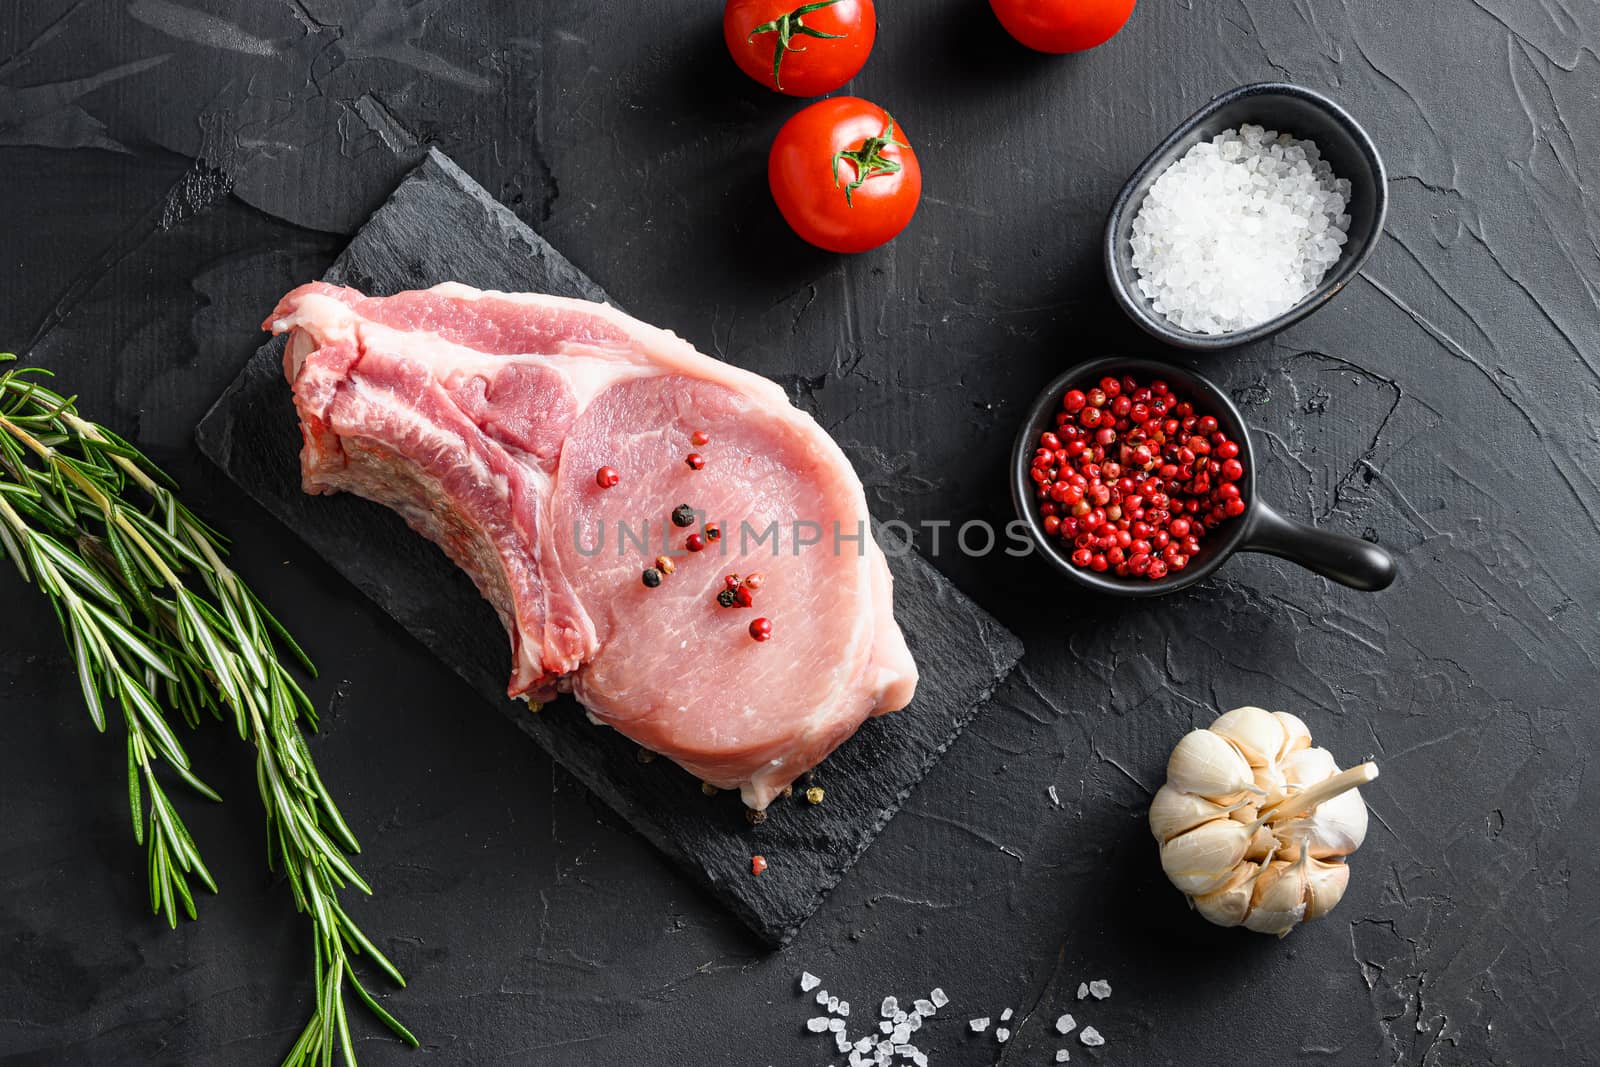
[989,0,1135,53]
[724,0,876,97]
[768,97,921,254]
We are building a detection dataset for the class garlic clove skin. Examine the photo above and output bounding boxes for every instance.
[1149,784,1238,844]
[1274,712,1313,758]
[1252,761,1288,807]
[1166,729,1258,799]
[1243,859,1309,937]
[1209,706,1286,768]
[1193,861,1259,927]
[1160,818,1253,896]
[1282,746,1338,788]
[1299,785,1369,857]
[1303,859,1351,921]
[1245,823,1277,862]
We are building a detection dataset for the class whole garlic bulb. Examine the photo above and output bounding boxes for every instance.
[1150,706,1378,936]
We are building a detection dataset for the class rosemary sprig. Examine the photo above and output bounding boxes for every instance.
[0,355,416,1064]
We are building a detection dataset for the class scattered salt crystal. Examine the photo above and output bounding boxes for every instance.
[855,1037,872,1053]
[817,989,830,1005]
[838,1001,850,1017]
[913,1054,928,1067]
[892,1024,911,1044]
[905,1013,922,1032]
[1056,1050,1071,1063]
[930,988,949,1008]
[879,1021,893,1035]
[970,1017,990,1032]
[836,1031,851,1052]
[807,1017,830,1032]
[893,1044,915,1056]
[1077,983,1089,1000]
[881,996,898,1018]
[1000,1007,1013,1022]
[1129,124,1351,335]
[914,998,935,1016]
[1089,979,1112,1000]
[827,996,840,1013]
[893,1011,907,1024]
[829,1018,845,1032]
[996,1027,1011,1043]
[1048,784,1061,807]
[1056,1013,1076,1035]
[1080,1026,1105,1047]
[800,972,821,993]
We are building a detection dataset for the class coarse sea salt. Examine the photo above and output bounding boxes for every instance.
[800,972,821,993]
[1129,124,1352,335]
[970,1017,990,1032]
[1056,1050,1071,1063]
[1089,979,1112,1000]
[930,988,949,1008]
[1056,1013,1076,1035]
[1077,982,1089,1000]
[996,1027,1011,1043]
[1080,1025,1105,1047]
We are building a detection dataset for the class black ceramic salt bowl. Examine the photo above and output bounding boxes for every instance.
[1104,83,1388,352]
[1011,357,1397,597]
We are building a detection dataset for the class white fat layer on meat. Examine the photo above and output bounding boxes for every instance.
[428,282,796,410]
[283,290,659,414]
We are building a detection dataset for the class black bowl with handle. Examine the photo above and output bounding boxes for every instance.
[1011,357,1397,596]
[1104,82,1388,352]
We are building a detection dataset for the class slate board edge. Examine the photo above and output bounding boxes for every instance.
[195,149,1025,946]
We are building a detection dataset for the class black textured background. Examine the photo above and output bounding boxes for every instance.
[2,2,1597,1065]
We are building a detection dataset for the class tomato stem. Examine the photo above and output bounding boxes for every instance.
[748,0,847,92]
[832,114,905,207]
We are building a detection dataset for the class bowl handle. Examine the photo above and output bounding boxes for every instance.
[1241,501,1397,591]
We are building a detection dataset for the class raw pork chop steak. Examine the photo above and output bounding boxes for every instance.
[267,282,918,808]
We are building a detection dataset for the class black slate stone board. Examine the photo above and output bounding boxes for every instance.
[195,149,1023,947]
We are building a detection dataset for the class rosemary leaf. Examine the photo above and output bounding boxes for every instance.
[0,354,411,1066]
